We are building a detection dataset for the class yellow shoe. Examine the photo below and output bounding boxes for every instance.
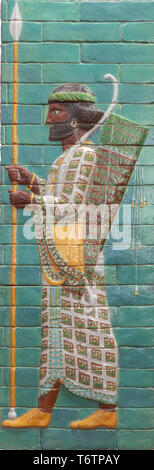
[70,409,117,430]
[2,408,51,428]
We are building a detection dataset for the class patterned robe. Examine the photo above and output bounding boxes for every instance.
[34,114,148,406]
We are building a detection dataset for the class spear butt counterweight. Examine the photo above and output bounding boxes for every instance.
[8,2,23,420]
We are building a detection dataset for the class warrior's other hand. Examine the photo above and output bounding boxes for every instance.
[6,165,34,187]
[8,190,33,209]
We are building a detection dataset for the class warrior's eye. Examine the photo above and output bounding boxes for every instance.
[52,110,61,115]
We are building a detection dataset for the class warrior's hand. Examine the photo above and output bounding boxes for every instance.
[6,166,40,194]
[8,190,35,209]
[6,165,32,185]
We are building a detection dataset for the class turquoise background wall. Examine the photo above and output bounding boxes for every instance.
[1,0,154,450]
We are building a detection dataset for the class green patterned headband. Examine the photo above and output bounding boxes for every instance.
[48,91,96,103]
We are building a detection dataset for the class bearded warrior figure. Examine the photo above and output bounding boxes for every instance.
[3,83,147,429]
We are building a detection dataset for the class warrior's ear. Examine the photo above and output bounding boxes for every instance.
[70,120,77,128]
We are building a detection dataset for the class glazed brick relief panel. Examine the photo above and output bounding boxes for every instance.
[1,0,154,451]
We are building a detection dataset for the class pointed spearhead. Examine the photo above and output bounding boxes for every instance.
[10,2,23,41]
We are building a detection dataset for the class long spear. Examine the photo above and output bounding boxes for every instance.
[8,2,23,420]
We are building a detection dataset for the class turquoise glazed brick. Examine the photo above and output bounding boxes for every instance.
[122,23,154,43]
[49,407,79,429]
[42,428,116,450]
[119,306,154,327]
[1,146,12,165]
[117,430,154,450]
[121,64,154,83]
[0,328,5,346]
[118,408,154,429]
[15,266,41,286]
[109,307,119,328]
[0,226,11,244]
[2,21,42,42]
[81,44,154,64]
[4,367,39,387]
[118,265,154,285]
[0,144,43,167]
[0,308,10,327]
[122,104,154,125]
[140,166,154,184]
[16,307,41,327]
[80,2,154,22]
[1,105,12,124]
[16,348,41,367]
[18,64,42,83]
[0,288,4,306]
[0,387,10,406]
[43,64,119,83]
[119,84,154,103]
[2,84,7,103]
[16,246,40,266]
[3,287,41,307]
[144,127,154,145]
[6,327,41,347]
[2,105,42,125]
[8,1,79,22]
[0,246,4,265]
[2,44,6,63]
[2,207,37,229]
[102,266,117,285]
[119,370,154,387]
[115,327,154,347]
[43,22,120,42]
[2,185,12,204]
[120,348,154,369]
[18,145,43,165]
[0,369,3,386]
[2,64,13,83]
[0,349,9,366]
[106,285,154,306]
[44,145,62,164]
[2,64,42,84]
[119,388,154,408]
[16,287,42,307]
[141,225,154,245]
[104,246,154,266]
[0,429,41,450]
[1,1,7,21]
[5,125,49,145]
[1,126,5,145]
[140,146,154,165]
[15,387,38,407]
[139,205,154,225]
[7,43,80,63]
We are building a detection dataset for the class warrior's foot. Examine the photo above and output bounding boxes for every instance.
[2,408,51,428]
[70,409,117,430]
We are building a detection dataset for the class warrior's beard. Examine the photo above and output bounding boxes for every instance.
[49,122,76,141]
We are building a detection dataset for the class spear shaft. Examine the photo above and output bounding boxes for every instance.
[8,42,18,420]
[8,2,22,420]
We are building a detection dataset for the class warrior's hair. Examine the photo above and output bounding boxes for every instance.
[48,84,103,132]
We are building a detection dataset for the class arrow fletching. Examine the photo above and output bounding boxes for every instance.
[10,2,23,41]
